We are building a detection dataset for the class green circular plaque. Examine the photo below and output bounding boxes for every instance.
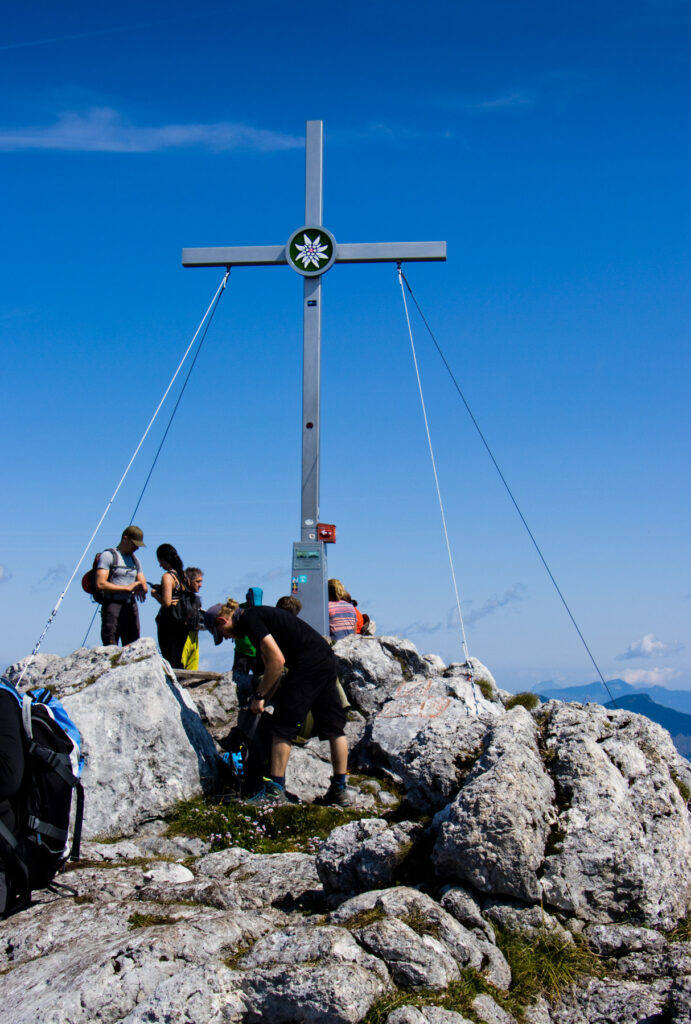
[286,225,337,276]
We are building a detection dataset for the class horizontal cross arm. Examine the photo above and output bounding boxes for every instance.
[182,245,287,268]
[182,240,447,269]
[335,241,446,263]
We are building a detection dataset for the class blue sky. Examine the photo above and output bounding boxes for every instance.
[1,0,689,692]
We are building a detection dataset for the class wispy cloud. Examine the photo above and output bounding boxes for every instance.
[399,620,442,636]
[0,8,233,53]
[448,584,526,629]
[0,564,12,584]
[34,564,68,589]
[620,667,680,687]
[434,89,538,114]
[472,90,537,110]
[220,567,289,599]
[0,108,303,154]
[615,633,684,661]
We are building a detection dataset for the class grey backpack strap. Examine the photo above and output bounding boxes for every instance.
[22,694,33,740]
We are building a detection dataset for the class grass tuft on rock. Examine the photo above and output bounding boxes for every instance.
[670,770,691,803]
[166,795,372,854]
[495,925,605,1006]
[363,927,604,1023]
[475,677,495,701]
[361,971,486,1023]
[505,692,540,711]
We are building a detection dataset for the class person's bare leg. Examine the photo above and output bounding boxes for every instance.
[329,735,348,775]
[270,737,292,777]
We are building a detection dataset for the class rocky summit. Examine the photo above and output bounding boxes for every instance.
[2,634,691,1023]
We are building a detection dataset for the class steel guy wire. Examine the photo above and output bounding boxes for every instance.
[81,270,229,646]
[397,267,474,673]
[21,270,231,684]
[398,269,617,707]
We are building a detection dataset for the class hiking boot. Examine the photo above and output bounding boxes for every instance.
[246,779,288,806]
[314,780,349,807]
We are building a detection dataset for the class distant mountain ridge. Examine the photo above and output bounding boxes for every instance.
[535,679,691,760]
[534,677,691,716]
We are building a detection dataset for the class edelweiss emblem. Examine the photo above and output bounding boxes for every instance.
[294,233,330,269]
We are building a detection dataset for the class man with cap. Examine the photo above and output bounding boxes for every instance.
[95,525,148,647]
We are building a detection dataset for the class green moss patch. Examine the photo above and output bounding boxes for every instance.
[165,796,372,854]
[128,911,181,929]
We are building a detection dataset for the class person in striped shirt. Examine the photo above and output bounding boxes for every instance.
[328,578,357,640]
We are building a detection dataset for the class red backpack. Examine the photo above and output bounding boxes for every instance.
[80,548,119,604]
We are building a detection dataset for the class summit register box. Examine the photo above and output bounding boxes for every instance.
[291,542,328,635]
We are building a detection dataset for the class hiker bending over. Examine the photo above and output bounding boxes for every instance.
[215,600,349,806]
[95,526,148,647]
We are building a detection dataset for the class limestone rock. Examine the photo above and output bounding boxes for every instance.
[444,657,501,705]
[47,641,220,839]
[549,976,671,1024]
[333,634,407,715]
[316,818,424,895]
[432,707,556,900]
[241,962,390,1024]
[119,964,247,1024]
[539,700,691,928]
[196,847,324,914]
[354,915,460,990]
[585,923,668,956]
[387,1009,474,1024]
[440,886,496,943]
[521,996,553,1024]
[3,650,61,688]
[355,657,501,813]
[180,670,238,741]
[239,925,391,1023]
[472,993,519,1024]
[329,885,509,988]
[483,901,573,944]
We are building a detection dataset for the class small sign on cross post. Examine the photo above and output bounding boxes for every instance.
[183,120,446,635]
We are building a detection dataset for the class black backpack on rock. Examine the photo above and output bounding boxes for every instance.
[0,678,84,916]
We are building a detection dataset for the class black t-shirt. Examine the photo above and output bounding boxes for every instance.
[236,606,333,673]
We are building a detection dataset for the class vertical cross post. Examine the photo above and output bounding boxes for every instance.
[297,121,328,630]
[182,119,446,635]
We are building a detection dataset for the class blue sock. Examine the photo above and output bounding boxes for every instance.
[270,775,285,789]
[333,774,346,789]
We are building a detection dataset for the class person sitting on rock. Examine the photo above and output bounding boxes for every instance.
[214,599,349,806]
[328,578,357,640]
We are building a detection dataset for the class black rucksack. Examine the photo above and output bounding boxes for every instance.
[0,678,84,916]
[219,709,272,796]
[169,577,202,631]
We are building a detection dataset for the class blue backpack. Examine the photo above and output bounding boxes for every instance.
[0,677,84,916]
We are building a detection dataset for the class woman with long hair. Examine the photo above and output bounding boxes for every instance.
[151,543,188,668]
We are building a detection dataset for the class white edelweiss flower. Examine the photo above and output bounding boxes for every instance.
[295,233,330,268]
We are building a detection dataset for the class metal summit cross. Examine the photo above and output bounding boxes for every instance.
[182,120,446,634]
